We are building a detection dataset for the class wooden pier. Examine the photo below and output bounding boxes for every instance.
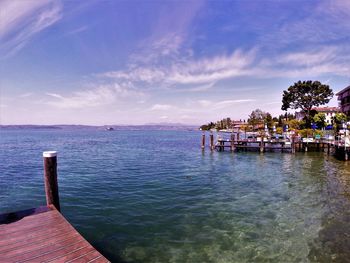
[0,151,110,263]
[201,133,349,159]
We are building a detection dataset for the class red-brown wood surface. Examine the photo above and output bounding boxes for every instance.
[0,208,109,263]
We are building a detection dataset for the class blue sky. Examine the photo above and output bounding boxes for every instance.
[1,0,349,125]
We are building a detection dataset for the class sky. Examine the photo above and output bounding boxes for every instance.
[0,0,350,125]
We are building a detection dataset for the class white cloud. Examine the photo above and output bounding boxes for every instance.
[65,25,88,36]
[197,100,212,107]
[150,104,173,111]
[276,47,338,66]
[100,44,349,96]
[45,84,143,109]
[102,49,256,88]
[259,46,350,78]
[0,0,62,57]
[195,99,255,110]
[213,99,255,109]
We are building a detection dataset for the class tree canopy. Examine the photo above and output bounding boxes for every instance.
[248,109,274,130]
[313,113,326,129]
[281,80,333,126]
[332,113,348,131]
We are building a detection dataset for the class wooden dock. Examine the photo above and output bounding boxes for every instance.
[201,133,349,159]
[0,151,110,263]
[0,206,109,263]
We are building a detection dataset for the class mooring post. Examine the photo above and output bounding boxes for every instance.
[260,136,264,153]
[43,151,60,212]
[201,133,205,150]
[210,133,214,151]
[291,136,295,154]
[327,143,330,155]
[231,133,235,152]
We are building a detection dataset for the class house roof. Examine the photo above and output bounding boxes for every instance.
[312,106,339,112]
[296,106,339,115]
[336,85,350,96]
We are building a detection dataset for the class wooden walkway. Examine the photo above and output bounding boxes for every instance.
[0,206,109,263]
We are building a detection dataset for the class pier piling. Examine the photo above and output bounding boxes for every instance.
[231,133,235,152]
[260,137,264,153]
[43,151,60,212]
[210,134,214,151]
[201,134,205,149]
[327,143,330,155]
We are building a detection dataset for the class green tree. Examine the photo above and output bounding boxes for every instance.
[287,119,303,130]
[332,113,348,131]
[281,80,333,127]
[264,113,275,130]
[200,122,215,131]
[313,113,326,129]
[248,109,266,131]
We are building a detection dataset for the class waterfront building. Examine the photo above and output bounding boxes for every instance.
[295,107,339,125]
[337,85,350,117]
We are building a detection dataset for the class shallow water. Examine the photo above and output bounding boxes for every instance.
[1,129,350,262]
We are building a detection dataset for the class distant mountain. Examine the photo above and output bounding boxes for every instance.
[0,125,62,130]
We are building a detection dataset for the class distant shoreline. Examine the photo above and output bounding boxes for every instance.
[0,124,199,131]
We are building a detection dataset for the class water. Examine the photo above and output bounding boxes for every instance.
[1,129,350,262]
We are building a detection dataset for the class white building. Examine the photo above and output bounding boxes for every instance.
[295,107,339,125]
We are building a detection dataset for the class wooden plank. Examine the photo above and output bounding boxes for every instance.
[0,207,110,263]
[3,232,82,259]
[17,240,88,262]
[0,210,61,236]
[0,224,76,253]
[0,216,67,246]
[67,250,104,262]
[45,245,94,262]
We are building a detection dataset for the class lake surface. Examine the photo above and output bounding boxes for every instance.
[1,129,350,262]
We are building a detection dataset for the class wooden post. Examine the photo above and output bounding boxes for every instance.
[327,143,330,155]
[291,136,295,154]
[260,137,264,153]
[345,148,348,161]
[201,134,205,149]
[231,133,235,152]
[281,142,284,153]
[210,134,214,151]
[43,151,60,212]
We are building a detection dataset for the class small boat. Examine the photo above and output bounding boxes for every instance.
[106,127,114,131]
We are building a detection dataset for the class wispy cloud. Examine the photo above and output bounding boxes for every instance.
[258,0,350,50]
[101,48,256,89]
[45,84,143,109]
[130,33,185,65]
[64,25,88,36]
[0,0,62,57]
[100,43,349,94]
[196,99,255,110]
[150,104,174,111]
[19,93,33,98]
[259,46,350,78]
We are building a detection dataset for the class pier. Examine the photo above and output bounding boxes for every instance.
[0,152,109,263]
[201,133,350,160]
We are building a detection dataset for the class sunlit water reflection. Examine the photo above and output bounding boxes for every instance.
[1,130,350,262]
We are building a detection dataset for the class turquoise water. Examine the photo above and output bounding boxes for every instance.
[1,129,350,262]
